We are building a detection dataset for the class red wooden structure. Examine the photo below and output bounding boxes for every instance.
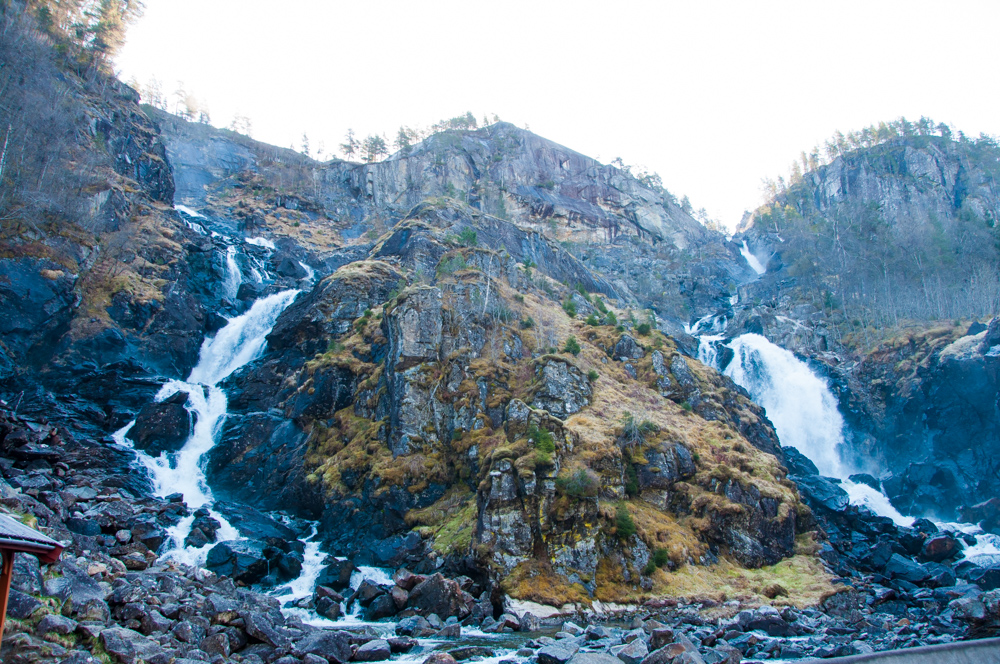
[0,513,63,645]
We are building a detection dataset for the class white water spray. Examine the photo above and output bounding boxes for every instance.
[113,289,299,560]
[740,240,766,275]
[223,245,242,301]
[723,333,847,477]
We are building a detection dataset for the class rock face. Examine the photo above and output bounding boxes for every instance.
[531,358,592,419]
[845,321,1000,519]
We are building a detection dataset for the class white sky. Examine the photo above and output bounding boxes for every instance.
[116,0,1000,229]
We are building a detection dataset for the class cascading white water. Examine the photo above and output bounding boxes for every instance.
[740,240,766,275]
[245,236,276,250]
[298,261,316,283]
[723,333,848,478]
[113,289,299,562]
[223,245,242,301]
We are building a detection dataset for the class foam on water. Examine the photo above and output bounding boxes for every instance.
[245,236,276,250]
[842,480,914,527]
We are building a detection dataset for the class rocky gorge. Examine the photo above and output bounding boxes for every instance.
[2,3,1000,662]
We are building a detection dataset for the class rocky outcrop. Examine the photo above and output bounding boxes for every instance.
[530,358,592,420]
[846,320,1000,520]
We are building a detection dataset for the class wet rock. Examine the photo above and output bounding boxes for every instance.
[538,642,581,664]
[407,573,467,618]
[293,630,353,663]
[388,637,417,653]
[422,654,458,664]
[395,615,437,637]
[449,646,496,661]
[316,559,357,591]
[126,393,192,456]
[884,553,930,584]
[355,639,392,661]
[204,539,273,584]
[365,593,398,621]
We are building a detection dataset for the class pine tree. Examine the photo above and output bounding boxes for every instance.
[340,129,359,160]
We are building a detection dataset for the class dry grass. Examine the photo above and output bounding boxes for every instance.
[651,551,836,608]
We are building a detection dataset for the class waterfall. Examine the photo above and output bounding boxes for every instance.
[724,333,848,478]
[740,240,766,275]
[223,245,242,300]
[113,289,299,562]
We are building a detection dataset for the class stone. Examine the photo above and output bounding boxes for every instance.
[44,561,109,606]
[570,655,628,664]
[921,535,959,562]
[243,611,289,648]
[355,639,392,662]
[613,638,649,664]
[531,359,592,419]
[519,611,541,632]
[449,646,496,661]
[436,623,461,637]
[422,654,458,664]
[99,627,163,664]
[200,634,230,658]
[538,642,580,664]
[884,554,930,584]
[316,559,357,591]
[6,588,42,619]
[561,621,585,636]
[37,614,78,635]
[613,334,645,360]
[126,395,192,456]
[396,615,436,637]
[640,643,689,664]
[649,628,675,650]
[407,573,467,618]
[292,630,353,663]
[365,593,398,621]
[388,637,417,653]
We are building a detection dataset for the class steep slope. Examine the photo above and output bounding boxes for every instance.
[205,198,818,604]
[723,130,1000,519]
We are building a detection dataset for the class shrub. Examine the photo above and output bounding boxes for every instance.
[563,336,581,356]
[587,369,599,382]
[616,504,637,540]
[605,311,618,326]
[527,422,555,453]
[620,411,659,447]
[563,298,576,318]
[681,400,693,412]
[437,254,468,275]
[575,284,592,302]
[458,228,478,247]
[636,322,651,336]
[555,468,599,498]
[519,316,535,330]
[594,297,608,314]
[585,313,600,326]
[624,463,638,497]
[643,559,657,576]
[652,547,670,568]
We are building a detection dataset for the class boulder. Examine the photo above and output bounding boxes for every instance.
[407,573,467,618]
[293,630,353,664]
[531,358,592,419]
[613,638,649,664]
[126,393,192,456]
[538,643,580,664]
[884,554,930,584]
[204,540,274,584]
[44,561,109,606]
[396,615,436,637]
[612,334,645,360]
[315,559,356,591]
[920,534,959,562]
[99,627,163,664]
[355,639,392,662]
